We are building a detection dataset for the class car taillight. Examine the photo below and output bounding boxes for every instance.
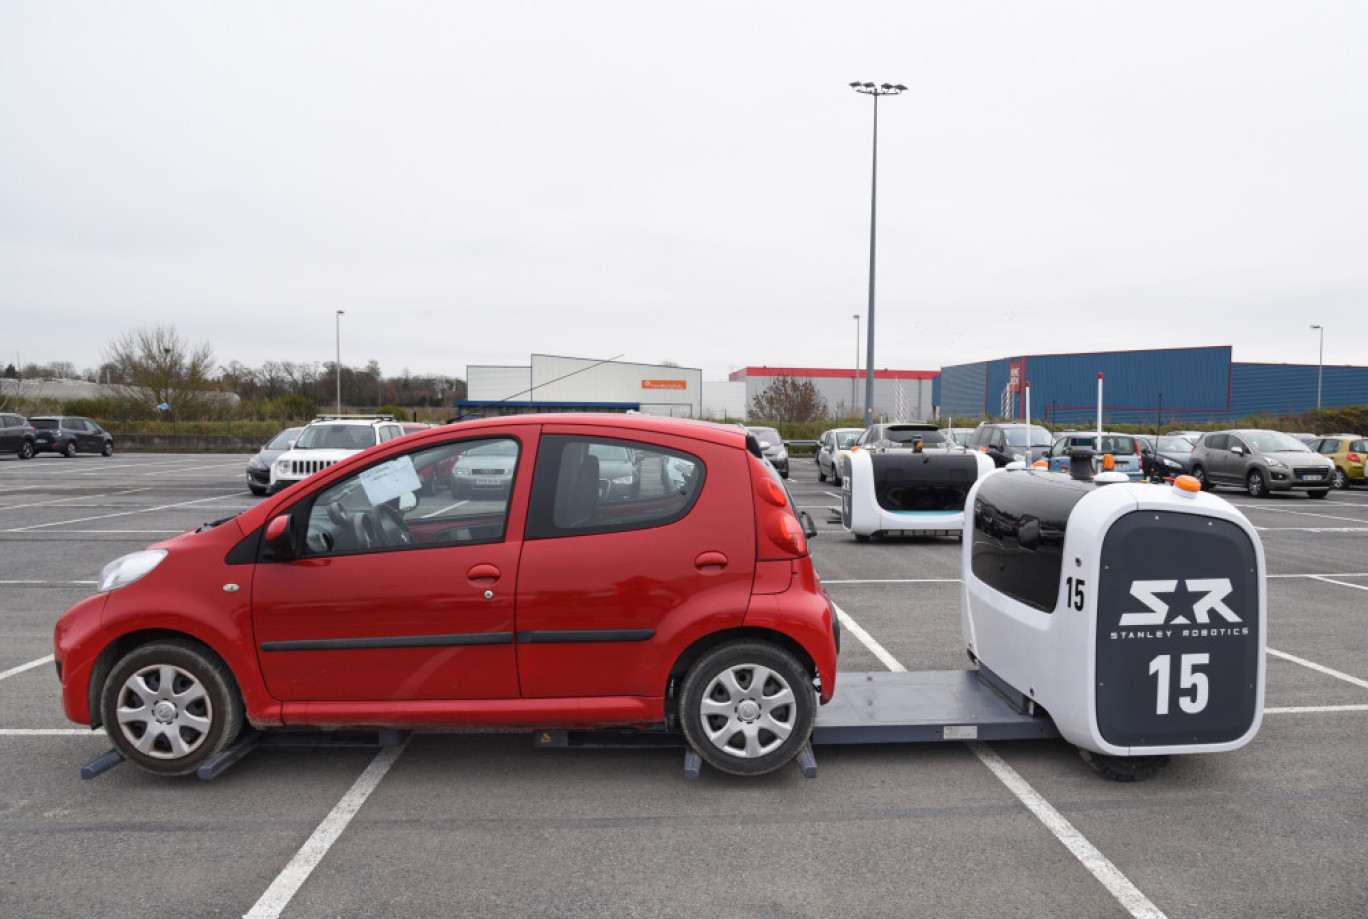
[1349,453,1362,463]
[750,454,807,559]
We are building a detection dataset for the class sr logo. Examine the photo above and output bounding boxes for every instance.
[1118,579,1241,627]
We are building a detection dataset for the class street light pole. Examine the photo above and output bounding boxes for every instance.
[850,81,906,428]
[852,313,860,418]
[335,310,345,415]
[1310,324,1323,411]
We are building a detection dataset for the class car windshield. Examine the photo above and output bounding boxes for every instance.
[1245,431,1312,453]
[748,427,782,448]
[1156,436,1195,454]
[295,424,375,450]
[267,428,302,450]
[1005,426,1053,448]
[835,431,862,449]
[886,427,945,444]
[32,419,58,430]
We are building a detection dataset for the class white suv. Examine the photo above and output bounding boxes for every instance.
[269,415,406,492]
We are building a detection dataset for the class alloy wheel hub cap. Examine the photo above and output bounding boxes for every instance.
[153,700,178,723]
[736,699,761,722]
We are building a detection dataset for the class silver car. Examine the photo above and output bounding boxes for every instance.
[816,427,864,486]
[1188,429,1335,498]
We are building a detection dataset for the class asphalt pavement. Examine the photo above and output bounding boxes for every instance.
[1,450,1365,918]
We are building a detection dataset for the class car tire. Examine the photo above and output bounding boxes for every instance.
[1245,470,1267,498]
[1308,489,1329,499]
[18,441,34,460]
[62,441,77,458]
[832,469,843,487]
[679,640,815,777]
[1331,468,1347,489]
[99,640,244,777]
[818,467,827,483]
[101,441,114,457]
[1191,465,1212,491]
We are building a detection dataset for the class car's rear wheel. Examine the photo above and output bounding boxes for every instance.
[1190,465,1212,490]
[680,641,815,777]
[1077,749,1169,782]
[62,441,77,458]
[1331,468,1347,489]
[1246,470,1267,497]
[100,640,244,776]
[817,466,827,483]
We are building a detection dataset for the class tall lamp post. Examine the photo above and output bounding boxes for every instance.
[1310,323,1323,411]
[852,313,861,418]
[850,80,906,427]
[335,310,345,415]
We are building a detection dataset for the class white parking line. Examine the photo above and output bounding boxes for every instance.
[0,580,98,586]
[1309,575,1368,592]
[832,603,1168,919]
[1263,705,1368,714]
[0,654,54,681]
[0,487,150,512]
[1268,648,1368,691]
[1227,504,1368,525]
[243,738,409,919]
[3,493,241,532]
[0,728,95,735]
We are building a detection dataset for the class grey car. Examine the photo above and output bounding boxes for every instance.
[245,426,304,495]
[1188,429,1334,498]
[816,426,863,485]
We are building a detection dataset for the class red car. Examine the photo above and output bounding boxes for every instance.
[54,415,838,777]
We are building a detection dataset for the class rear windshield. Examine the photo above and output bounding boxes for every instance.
[31,419,58,430]
[747,427,782,448]
[1005,426,1053,449]
[887,427,945,444]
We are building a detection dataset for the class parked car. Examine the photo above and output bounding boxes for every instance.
[1140,434,1198,481]
[943,427,975,446]
[746,426,790,478]
[446,437,520,497]
[0,412,36,459]
[53,415,836,778]
[1188,429,1335,497]
[1045,432,1145,480]
[245,426,304,496]
[269,414,407,492]
[1306,434,1367,489]
[816,426,864,485]
[965,422,1053,467]
[29,416,114,457]
[854,422,952,454]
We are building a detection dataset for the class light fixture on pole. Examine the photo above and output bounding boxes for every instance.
[335,310,345,415]
[1310,324,1323,411]
[852,313,861,417]
[850,80,906,428]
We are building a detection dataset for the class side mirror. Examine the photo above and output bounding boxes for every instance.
[1231,445,1246,456]
[398,492,417,513]
[262,514,296,560]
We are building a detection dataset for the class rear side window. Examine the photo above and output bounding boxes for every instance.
[526,435,704,539]
[1205,434,1229,450]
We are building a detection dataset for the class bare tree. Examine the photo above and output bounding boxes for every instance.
[749,375,829,423]
[101,324,220,421]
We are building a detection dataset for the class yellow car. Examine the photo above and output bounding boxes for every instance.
[1308,435,1367,489]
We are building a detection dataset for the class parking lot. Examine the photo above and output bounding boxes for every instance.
[2,450,1366,918]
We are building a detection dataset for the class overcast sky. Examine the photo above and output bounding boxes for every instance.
[2,2,1364,383]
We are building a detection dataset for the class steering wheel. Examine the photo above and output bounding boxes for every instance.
[373,503,413,547]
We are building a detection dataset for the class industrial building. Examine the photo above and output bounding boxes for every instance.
[937,345,1368,426]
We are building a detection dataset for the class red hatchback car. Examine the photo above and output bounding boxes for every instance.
[54,415,839,777]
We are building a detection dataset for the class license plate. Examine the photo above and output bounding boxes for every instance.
[474,477,502,487]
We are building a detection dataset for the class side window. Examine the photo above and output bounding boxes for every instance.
[1206,434,1228,451]
[526,435,703,539]
[1353,441,1368,454]
[1317,441,1337,455]
[300,438,519,556]
[1228,436,1247,453]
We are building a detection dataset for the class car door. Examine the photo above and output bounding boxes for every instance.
[250,431,533,702]
[514,427,755,699]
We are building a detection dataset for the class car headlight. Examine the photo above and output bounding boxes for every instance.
[97,549,167,593]
[773,447,788,461]
[247,456,265,471]
[1265,457,1285,468]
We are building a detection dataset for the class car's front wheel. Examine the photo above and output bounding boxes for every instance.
[62,440,77,458]
[1308,489,1329,499]
[101,441,114,457]
[18,440,34,460]
[100,640,244,776]
[1246,470,1267,498]
[680,641,815,777]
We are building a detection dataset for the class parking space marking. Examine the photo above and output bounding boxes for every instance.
[1264,705,1368,715]
[1268,648,1368,691]
[1256,527,1368,533]
[0,728,94,735]
[0,487,151,512]
[1268,572,1368,579]
[1227,504,1368,525]
[0,654,54,681]
[833,603,1168,919]
[0,580,98,586]
[826,578,961,585]
[3,492,241,532]
[243,738,409,919]
[1308,575,1368,592]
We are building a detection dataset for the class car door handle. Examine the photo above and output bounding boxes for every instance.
[467,564,501,583]
[694,551,728,571]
